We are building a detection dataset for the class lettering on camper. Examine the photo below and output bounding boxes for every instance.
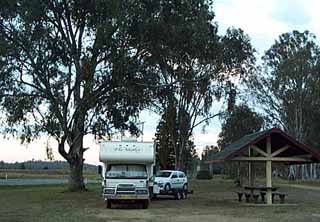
[114,145,142,153]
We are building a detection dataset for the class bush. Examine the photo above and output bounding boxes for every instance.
[196,170,213,180]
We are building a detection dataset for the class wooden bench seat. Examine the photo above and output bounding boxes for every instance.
[260,191,288,203]
[235,191,259,203]
[272,192,288,203]
[235,191,245,202]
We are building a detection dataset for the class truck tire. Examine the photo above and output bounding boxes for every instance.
[164,183,171,192]
[106,199,112,209]
[142,200,149,209]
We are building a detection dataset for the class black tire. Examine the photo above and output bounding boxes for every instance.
[142,200,149,209]
[106,199,112,209]
[175,191,182,200]
[183,183,188,192]
[152,194,157,199]
[164,183,171,192]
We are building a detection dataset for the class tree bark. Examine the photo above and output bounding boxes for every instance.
[69,157,85,192]
[67,116,86,191]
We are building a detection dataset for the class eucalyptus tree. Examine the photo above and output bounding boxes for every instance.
[132,1,256,169]
[154,117,175,170]
[248,30,320,179]
[249,30,320,142]
[217,104,264,149]
[0,0,153,191]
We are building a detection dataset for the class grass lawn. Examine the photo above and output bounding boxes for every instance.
[0,169,99,180]
[0,178,320,222]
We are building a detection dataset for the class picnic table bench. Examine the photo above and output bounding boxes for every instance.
[235,191,259,203]
[236,186,288,204]
[260,191,288,203]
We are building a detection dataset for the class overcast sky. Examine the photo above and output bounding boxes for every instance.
[1,0,319,165]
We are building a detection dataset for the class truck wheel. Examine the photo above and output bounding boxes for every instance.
[175,191,182,200]
[106,199,112,209]
[164,183,171,192]
[142,200,149,209]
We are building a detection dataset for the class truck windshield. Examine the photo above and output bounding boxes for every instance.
[106,164,147,179]
[156,171,172,177]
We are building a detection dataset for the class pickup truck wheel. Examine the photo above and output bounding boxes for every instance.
[164,183,171,192]
[106,199,112,209]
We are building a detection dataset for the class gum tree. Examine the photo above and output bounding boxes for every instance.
[248,30,320,179]
[0,0,153,191]
[132,1,256,169]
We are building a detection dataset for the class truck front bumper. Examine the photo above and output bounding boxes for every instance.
[103,194,149,200]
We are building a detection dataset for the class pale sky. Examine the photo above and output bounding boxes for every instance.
[1,0,319,165]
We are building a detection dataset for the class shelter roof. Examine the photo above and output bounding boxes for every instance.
[207,128,320,163]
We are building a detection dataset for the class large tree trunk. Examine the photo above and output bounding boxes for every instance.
[61,109,87,192]
[67,117,86,191]
[69,157,85,191]
[177,140,186,171]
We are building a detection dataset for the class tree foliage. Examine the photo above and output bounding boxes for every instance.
[0,0,257,189]
[132,0,256,169]
[155,113,198,172]
[154,117,175,170]
[248,30,320,144]
[217,104,264,149]
[0,0,153,191]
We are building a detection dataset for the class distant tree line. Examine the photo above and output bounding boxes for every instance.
[0,160,97,172]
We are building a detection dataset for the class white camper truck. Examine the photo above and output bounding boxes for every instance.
[99,140,155,209]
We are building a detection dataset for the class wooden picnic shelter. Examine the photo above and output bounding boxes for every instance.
[206,128,320,205]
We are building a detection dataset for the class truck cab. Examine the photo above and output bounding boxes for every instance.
[99,141,154,209]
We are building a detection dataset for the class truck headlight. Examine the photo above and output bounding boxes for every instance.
[104,188,115,194]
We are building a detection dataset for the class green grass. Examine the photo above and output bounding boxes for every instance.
[0,184,103,222]
[0,178,320,222]
[0,169,99,180]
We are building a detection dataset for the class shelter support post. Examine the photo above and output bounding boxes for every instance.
[266,160,272,204]
[237,161,241,185]
[248,146,254,187]
[266,136,272,205]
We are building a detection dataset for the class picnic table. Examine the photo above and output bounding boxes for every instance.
[245,186,279,203]
[244,185,279,193]
[238,186,287,203]
[235,185,286,203]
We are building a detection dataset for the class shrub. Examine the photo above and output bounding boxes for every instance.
[196,170,213,180]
